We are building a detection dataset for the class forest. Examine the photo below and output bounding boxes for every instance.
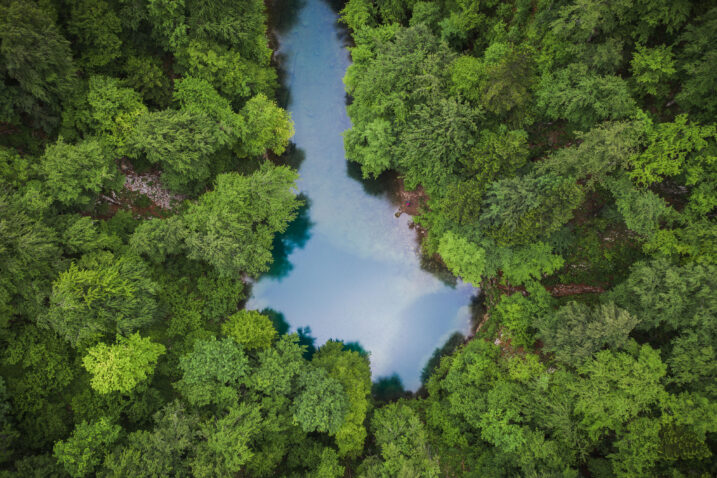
[0,0,715,477]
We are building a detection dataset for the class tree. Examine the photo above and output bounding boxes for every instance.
[571,344,666,440]
[675,8,717,121]
[0,0,75,132]
[293,367,349,435]
[536,63,637,130]
[438,231,486,287]
[127,109,228,193]
[221,310,276,351]
[249,334,306,397]
[360,402,440,477]
[191,403,262,477]
[101,401,198,478]
[175,337,249,408]
[86,76,147,154]
[628,114,715,187]
[479,173,585,246]
[396,97,481,191]
[53,417,122,477]
[66,0,122,70]
[630,44,676,99]
[82,333,165,394]
[238,93,294,157]
[181,163,301,277]
[44,253,158,347]
[313,341,371,458]
[42,137,122,206]
[537,302,639,365]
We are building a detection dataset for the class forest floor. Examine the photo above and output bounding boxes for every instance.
[394,177,428,216]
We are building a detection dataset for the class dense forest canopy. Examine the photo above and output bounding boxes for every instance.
[0,0,715,477]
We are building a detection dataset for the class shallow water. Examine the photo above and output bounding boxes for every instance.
[248,0,476,390]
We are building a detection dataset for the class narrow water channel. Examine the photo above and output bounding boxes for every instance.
[248,0,476,390]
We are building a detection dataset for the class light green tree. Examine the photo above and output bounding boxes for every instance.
[82,333,165,394]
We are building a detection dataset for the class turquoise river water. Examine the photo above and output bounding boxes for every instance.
[248,0,476,390]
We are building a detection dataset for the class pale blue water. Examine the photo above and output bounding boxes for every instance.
[248,0,476,390]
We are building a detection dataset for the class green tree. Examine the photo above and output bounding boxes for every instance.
[82,333,165,394]
[191,403,262,478]
[41,137,122,206]
[313,341,371,458]
[0,0,75,132]
[293,367,349,435]
[66,0,122,70]
[86,76,147,154]
[361,402,440,477]
[538,302,639,365]
[536,63,637,130]
[238,93,294,157]
[175,337,249,408]
[630,44,676,99]
[572,344,666,440]
[44,253,158,347]
[53,417,122,477]
[181,164,301,277]
[101,401,198,478]
[438,231,486,287]
[479,173,585,246]
[127,109,227,193]
[221,310,276,351]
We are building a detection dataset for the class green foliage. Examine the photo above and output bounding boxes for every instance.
[537,63,637,130]
[82,333,165,394]
[292,367,349,435]
[479,173,585,246]
[191,403,262,477]
[175,337,249,408]
[0,0,75,132]
[313,341,372,458]
[221,310,277,351]
[128,109,226,193]
[44,253,158,347]
[361,402,440,477]
[494,281,552,348]
[86,76,147,154]
[630,44,676,98]
[53,417,121,477]
[66,0,122,70]
[438,231,486,286]
[538,302,639,365]
[572,344,666,440]
[628,114,716,187]
[238,94,294,157]
[181,163,301,277]
[41,137,122,206]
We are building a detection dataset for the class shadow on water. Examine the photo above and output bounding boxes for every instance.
[266,194,314,279]
[273,142,306,170]
[419,331,466,386]
[419,254,459,288]
[261,308,291,335]
[346,161,397,198]
[297,326,317,359]
[372,374,410,403]
[270,0,307,35]
[261,307,317,359]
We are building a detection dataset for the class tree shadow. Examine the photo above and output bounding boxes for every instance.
[297,326,317,359]
[345,161,398,198]
[419,332,466,386]
[265,194,314,280]
[269,0,307,35]
[261,307,291,335]
[372,374,411,403]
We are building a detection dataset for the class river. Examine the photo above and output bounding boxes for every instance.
[248,0,476,390]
